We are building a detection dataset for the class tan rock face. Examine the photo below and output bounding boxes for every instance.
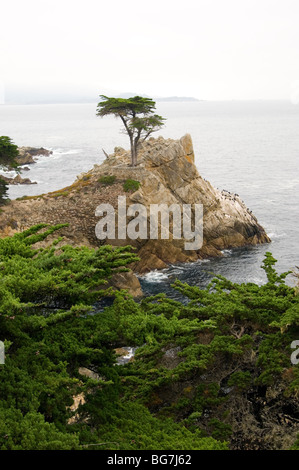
[78,367,101,381]
[106,271,143,298]
[67,392,86,425]
[180,134,195,163]
[0,134,270,278]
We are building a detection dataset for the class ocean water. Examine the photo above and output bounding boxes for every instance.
[0,100,298,295]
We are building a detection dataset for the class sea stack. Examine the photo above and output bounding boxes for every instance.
[0,134,270,274]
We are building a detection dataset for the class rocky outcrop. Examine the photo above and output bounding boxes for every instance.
[92,134,270,271]
[0,147,52,185]
[17,146,53,165]
[0,134,270,277]
[0,174,37,185]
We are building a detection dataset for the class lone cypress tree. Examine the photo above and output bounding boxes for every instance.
[96,96,166,166]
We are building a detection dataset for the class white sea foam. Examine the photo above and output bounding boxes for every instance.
[140,270,169,282]
[170,264,184,270]
[168,265,185,274]
[0,170,16,177]
[115,347,138,365]
[34,155,58,163]
[221,249,233,256]
[267,232,287,240]
[53,149,81,155]
[33,149,80,164]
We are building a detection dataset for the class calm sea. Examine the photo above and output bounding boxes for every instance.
[0,100,298,295]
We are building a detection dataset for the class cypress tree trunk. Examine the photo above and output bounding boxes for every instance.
[129,135,137,166]
[130,139,138,166]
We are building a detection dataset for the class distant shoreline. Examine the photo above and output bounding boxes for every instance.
[2,97,201,106]
[1,98,293,106]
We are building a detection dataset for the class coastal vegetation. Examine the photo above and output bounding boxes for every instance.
[0,136,20,171]
[98,175,116,185]
[0,225,298,450]
[123,179,141,192]
[0,136,21,205]
[0,178,9,206]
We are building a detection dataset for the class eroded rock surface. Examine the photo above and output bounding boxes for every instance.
[0,134,270,277]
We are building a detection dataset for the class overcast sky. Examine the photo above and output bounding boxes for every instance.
[1,0,299,102]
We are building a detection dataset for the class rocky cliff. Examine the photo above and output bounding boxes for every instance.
[0,134,270,276]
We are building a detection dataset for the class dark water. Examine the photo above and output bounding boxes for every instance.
[0,100,298,293]
[138,246,273,301]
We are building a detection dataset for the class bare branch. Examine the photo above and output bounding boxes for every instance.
[230,321,245,339]
[102,148,109,159]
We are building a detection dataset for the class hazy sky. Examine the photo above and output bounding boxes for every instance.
[1,0,299,102]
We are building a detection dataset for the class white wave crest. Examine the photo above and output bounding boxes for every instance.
[53,149,81,156]
[140,270,169,282]
[221,249,233,256]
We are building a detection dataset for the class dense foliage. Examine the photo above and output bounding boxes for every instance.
[0,225,298,450]
[0,136,20,205]
[0,178,9,206]
[0,136,19,171]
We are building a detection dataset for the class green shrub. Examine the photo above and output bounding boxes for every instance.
[98,175,116,185]
[227,371,252,392]
[123,179,140,192]
[0,136,20,171]
[0,178,9,205]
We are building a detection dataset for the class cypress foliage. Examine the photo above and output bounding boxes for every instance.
[0,227,298,450]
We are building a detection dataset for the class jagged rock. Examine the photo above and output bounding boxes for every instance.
[14,174,37,185]
[95,133,270,272]
[108,271,143,297]
[78,367,101,381]
[159,346,183,370]
[0,134,270,277]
